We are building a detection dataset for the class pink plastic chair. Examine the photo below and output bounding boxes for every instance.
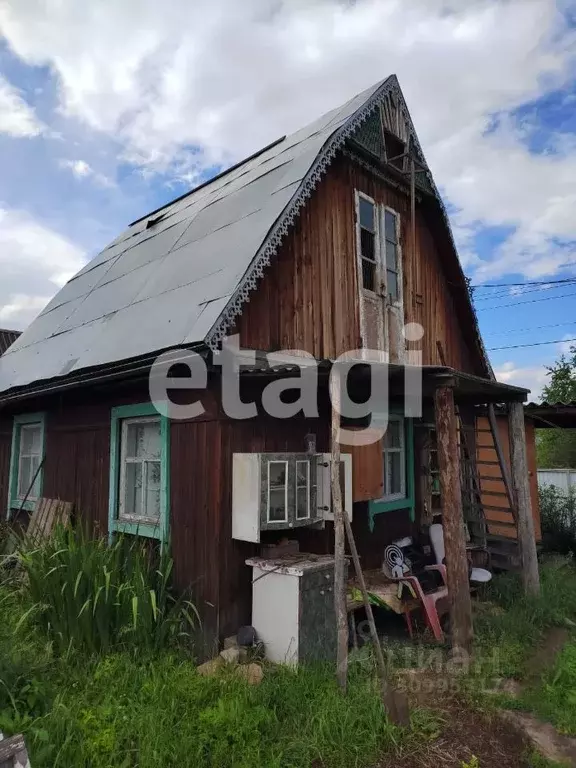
[383,545,448,642]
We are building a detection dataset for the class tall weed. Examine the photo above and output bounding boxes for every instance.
[19,527,198,655]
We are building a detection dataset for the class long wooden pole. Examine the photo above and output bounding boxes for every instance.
[330,370,348,691]
[434,385,473,653]
[508,402,540,596]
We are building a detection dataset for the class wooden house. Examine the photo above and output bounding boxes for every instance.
[0,76,539,654]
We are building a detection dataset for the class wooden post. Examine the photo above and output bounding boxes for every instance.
[330,371,348,691]
[434,385,473,653]
[509,401,540,596]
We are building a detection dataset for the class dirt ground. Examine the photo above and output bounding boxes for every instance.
[379,700,531,768]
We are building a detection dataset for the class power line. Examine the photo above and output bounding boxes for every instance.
[472,277,576,289]
[488,337,576,351]
[476,290,576,310]
[474,282,576,302]
[485,321,576,337]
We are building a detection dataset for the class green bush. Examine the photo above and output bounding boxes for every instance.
[539,485,576,556]
[18,527,198,655]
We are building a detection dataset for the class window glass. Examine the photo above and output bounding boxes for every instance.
[268,461,288,522]
[120,418,161,521]
[359,198,375,231]
[17,423,42,499]
[295,460,310,520]
[359,198,377,292]
[384,212,400,302]
[382,417,406,501]
[384,210,397,242]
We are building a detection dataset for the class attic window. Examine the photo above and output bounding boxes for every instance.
[358,196,377,292]
[384,131,406,172]
[384,210,400,302]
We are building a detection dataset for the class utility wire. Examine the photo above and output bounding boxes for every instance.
[472,276,576,289]
[476,290,576,310]
[488,337,576,351]
[484,321,576,337]
[474,282,576,302]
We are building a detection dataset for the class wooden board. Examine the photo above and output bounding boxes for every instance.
[476,414,541,542]
[26,498,73,545]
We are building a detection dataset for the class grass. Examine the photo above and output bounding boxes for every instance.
[0,589,412,768]
[0,530,418,768]
[15,525,198,654]
[472,556,576,680]
[4,528,576,767]
[518,640,576,737]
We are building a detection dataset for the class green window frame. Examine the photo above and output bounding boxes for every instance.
[7,412,46,518]
[108,403,170,544]
[368,416,414,532]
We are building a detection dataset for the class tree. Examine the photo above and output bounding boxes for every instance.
[536,345,576,468]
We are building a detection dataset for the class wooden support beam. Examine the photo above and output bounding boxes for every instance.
[330,372,348,691]
[434,385,473,653]
[508,402,540,596]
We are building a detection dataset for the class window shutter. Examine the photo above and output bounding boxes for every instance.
[343,430,384,502]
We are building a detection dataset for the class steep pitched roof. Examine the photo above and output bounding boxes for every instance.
[0,75,491,398]
[0,329,20,356]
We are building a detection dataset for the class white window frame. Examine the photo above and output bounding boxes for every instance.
[355,191,381,296]
[380,415,406,503]
[382,206,403,308]
[267,459,289,524]
[118,415,162,524]
[295,459,311,520]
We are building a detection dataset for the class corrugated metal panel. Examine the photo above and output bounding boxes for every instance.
[538,469,576,493]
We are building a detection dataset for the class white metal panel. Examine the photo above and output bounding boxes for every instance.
[537,469,576,493]
[318,453,353,522]
[232,454,261,543]
[251,566,300,664]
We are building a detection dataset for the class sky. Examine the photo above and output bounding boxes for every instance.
[0,0,575,401]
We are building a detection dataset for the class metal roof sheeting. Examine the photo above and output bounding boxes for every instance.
[0,80,383,396]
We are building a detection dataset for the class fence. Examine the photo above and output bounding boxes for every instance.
[537,469,576,493]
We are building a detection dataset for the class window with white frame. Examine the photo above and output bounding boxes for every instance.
[382,415,406,501]
[358,196,378,292]
[384,209,400,302]
[118,417,162,522]
[17,423,43,500]
[267,460,289,523]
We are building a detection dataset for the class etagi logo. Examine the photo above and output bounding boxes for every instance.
[149,324,424,446]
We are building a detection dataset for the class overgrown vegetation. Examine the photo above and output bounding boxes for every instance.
[3,525,576,766]
[539,484,576,557]
[0,580,409,767]
[13,526,198,654]
[473,557,576,679]
[0,527,415,767]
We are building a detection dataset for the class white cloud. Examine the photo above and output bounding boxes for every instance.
[0,0,575,280]
[494,360,550,401]
[0,206,86,329]
[58,158,114,187]
[0,294,52,326]
[0,74,44,137]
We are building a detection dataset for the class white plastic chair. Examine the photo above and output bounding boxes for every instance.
[429,523,492,585]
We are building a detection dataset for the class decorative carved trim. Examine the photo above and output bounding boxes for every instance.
[204,76,493,379]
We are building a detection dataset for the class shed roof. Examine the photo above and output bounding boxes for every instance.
[0,329,20,356]
[0,75,491,400]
